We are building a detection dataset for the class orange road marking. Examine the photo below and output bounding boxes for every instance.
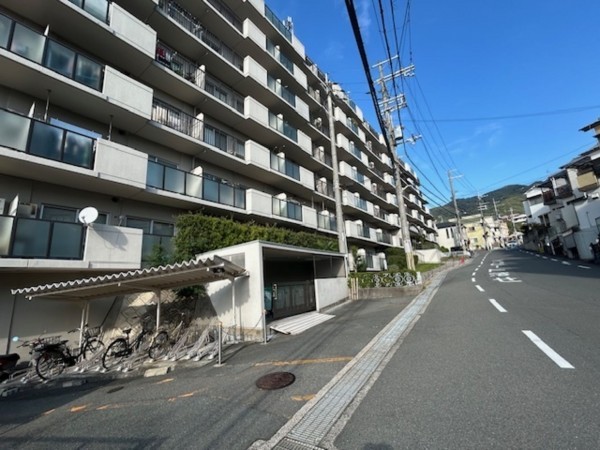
[255,357,352,367]
[70,405,88,413]
[155,378,175,385]
[43,409,56,416]
[291,394,315,401]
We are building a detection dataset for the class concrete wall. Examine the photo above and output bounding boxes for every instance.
[315,278,348,310]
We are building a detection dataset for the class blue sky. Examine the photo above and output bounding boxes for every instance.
[268,0,600,205]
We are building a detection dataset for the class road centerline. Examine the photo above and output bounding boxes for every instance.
[489,299,507,313]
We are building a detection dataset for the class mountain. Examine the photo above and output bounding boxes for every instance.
[430,184,529,223]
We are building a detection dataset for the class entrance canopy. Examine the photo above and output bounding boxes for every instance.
[11,255,248,301]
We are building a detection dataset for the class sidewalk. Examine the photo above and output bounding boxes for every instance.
[250,268,449,450]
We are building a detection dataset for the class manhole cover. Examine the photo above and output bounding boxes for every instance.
[256,371,295,390]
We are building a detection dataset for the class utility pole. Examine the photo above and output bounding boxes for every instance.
[326,80,348,257]
[448,170,464,251]
[478,194,488,250]
[373,57,415,271]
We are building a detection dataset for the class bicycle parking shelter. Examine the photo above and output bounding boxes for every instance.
[11,255,248,347]
[11,241,349,346]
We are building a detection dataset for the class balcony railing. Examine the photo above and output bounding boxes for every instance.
[205,74,244,113]
[267,75,296,107]
[68,0,109,23]
[348,195,368,211]
[349,142,362,160]
[0,13,104,91]
[205,0,243,32]
[315,179,335,198]
[269,112,298,142]
[265,5,292,41]
[317,213,337,232]
[151,99,245,158]
[158,0,243,70]
[270,153,300,180]
[357,224,371,238]
[0,215,84,259]
[266,39,293,73]
[347,118,359,135]
[156,41,205,85]
[0,108,96,169]
[353,169,365,185]
[272,198,302,221]
[376,231,392,244]
[313,146,332,167]
[147,161,246,209]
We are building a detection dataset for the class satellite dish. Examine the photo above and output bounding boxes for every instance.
[78,206,99,225]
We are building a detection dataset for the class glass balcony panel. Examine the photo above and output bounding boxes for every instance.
[185,173,202,198]
[29,122,64,161]
[10,23,44,63]
[63,131,94,168]
[74,55,103,90]
[0,216,14,256]
[234,187,245,208]
[44,40,76,79]
[41,206,77,222]
[203,178,219,203]
[147,161,164,188]
[220,184,234,206]
[68,0,84,7]
[0,15,12,49]
[49,222,83,258]
[164,166,185,194]
[0,109,30,151]
[12,219,51,258]
[84,0,109,22]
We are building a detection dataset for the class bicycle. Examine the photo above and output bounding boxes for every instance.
[102,326,152,371]
[148,310,193,360]
[34,325,105,381]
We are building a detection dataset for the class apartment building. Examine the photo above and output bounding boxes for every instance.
[0,0,435,348]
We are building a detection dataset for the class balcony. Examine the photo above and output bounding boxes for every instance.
[265,5,292,42]
[151,99,245,158]
[147,161,246,209]
[0,216,143,269]
[0,13,104,91]
[157,0,243,70]
[266,38,293,73]
[205,0,243,33]
[0,108,96,170]
[316,179,335,198]
[269,112,298,142]
[267,75,296,107]
[313,146,332,167]
[270,153,301,180]
[376,230,392,244]
[317,213,337,232]
[272,197,302,221]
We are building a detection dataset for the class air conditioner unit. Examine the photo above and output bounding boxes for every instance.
[17,202,38,218]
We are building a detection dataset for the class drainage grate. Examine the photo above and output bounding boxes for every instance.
[256,372,296,390]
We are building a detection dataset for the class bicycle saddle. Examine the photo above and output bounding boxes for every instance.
[123,328,132,335]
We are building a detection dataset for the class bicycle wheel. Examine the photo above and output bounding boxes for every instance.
[83,338,105,360]
[102,339,129,370]
[148,331,169,360]
[35,349,66,380]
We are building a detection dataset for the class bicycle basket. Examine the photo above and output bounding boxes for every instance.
[85,326,102,338]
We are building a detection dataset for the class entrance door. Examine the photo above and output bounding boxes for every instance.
[271,281,315,320]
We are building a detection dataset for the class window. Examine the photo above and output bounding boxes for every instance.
[41,205,108,224]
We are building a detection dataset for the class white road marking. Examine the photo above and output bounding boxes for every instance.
[471,277,476,282]
[489,299,507,313]
[476,285,484,292]
[578,265,591,269]
[522,330,574,369]
[562,261,571,266]
[551,258,557,261]
[542,256,548,260]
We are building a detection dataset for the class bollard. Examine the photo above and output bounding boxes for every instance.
[217,322,222,366]
[262,309,268,344]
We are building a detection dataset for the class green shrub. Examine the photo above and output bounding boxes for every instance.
[348,270,418,288]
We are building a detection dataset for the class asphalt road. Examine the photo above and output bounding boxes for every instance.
[335,249,600,449]
[4,251,600,449]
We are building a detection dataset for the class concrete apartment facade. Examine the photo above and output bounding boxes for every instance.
[0,0,435,352]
